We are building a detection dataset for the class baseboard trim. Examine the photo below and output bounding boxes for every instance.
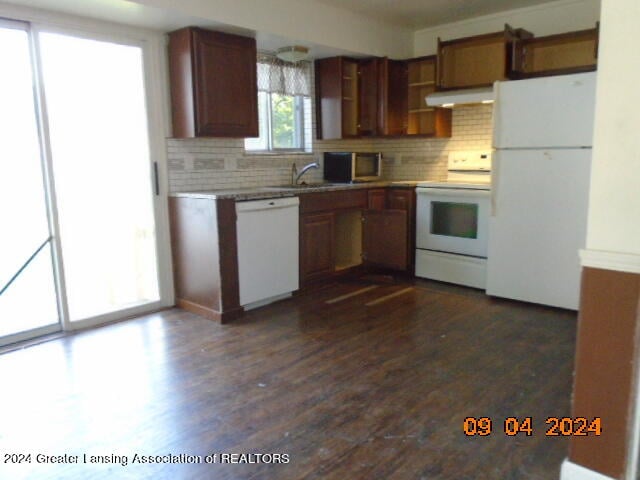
[175,298,244,324]
[580,249,640,274]
[560,460,616,480]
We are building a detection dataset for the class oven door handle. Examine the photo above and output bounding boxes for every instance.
[416,188,491,198]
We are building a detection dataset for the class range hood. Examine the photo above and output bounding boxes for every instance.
[426,87,494,108]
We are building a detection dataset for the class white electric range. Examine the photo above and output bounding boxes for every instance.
[415,151,492,289]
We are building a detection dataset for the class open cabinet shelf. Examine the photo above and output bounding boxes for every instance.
[406,56,451,137]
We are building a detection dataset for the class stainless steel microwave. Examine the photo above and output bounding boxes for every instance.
[323,152,382,183]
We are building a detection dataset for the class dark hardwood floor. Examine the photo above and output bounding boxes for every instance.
[0,278,577,479]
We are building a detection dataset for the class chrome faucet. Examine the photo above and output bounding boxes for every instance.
[294,161,319,185]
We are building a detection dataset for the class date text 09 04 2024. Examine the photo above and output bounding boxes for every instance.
[463,417,602,437]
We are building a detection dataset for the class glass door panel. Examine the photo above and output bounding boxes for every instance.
[431,201,479,239]
[39,33,160,322]
[0,23,59,342]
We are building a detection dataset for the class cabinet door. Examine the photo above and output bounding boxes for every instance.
[362,210,408,271]
[387,189,413,212]
[387,188,416,271]
[384,59,408,136]
[511,27,598,79]
[192,28,258,137]
[315,57,342,140]
[341,59,359,137]
[300,213,335,282]
[367,189,386,211]
[357,58,379,136]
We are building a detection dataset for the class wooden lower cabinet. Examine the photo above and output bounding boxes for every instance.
[362,209,407,270]
[387,187,416,273]
[299,188,415,285]
[169,197,243,323]
[367,189,386,211]
[300,213,335,282]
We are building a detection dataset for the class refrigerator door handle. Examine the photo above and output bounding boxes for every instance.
[490,154,499,216]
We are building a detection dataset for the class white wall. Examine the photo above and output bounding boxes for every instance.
[585,0,640,258]
[413,0,600,56]
[582,1,640,478]
[132,0,412,58]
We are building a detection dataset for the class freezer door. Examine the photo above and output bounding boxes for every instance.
[493,72,596,149]
[487,149,591,309]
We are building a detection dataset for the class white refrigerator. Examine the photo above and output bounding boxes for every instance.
[487,72,596,310]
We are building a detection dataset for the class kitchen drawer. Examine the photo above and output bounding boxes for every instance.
[299,189,368,214]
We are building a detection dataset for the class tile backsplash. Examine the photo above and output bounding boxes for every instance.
[166,104,493,193]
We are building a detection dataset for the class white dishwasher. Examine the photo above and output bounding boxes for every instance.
[235,196,299,309]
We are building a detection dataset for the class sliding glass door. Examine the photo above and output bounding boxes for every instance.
[0,18,169,346]
[0,21,60,344]
[38,32,161,324]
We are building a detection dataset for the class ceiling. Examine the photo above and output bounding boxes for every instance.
[1,0,362,58]
[1,0,572,57]
[313,0,557,29]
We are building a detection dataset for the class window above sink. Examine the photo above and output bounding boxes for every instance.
[244,53,312,154]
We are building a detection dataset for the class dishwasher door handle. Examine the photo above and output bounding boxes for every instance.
[235,196,299,213]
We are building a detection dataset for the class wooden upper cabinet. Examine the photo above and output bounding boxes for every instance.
[168,27,258,138]
[510,24,599,79]
[315,56,359,139]
[407,56,451,137]
[379,58,408,136]
[316,56,412,139]
[437,24,532,90]
[357,58,379,136]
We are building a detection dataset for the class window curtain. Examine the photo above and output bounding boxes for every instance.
[257,52,311,96]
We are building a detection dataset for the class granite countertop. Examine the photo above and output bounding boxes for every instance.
[172,181,423,201]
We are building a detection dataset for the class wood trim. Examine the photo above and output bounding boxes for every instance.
[176,298,244,324]
[569,267,640,478]
[216,199,241,313]
[580,249,640,275]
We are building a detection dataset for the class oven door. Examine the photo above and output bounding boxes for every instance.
[416,187,490,258]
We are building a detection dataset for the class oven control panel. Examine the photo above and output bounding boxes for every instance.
[448,151,492,171]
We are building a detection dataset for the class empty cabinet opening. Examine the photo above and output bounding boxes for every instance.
[335,210,362,271]
[524,37,597,72]
[440,40,506,87]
